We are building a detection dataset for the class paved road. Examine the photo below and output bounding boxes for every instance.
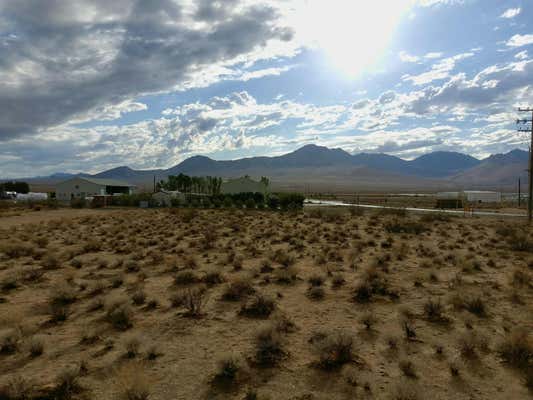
[305,199,527,218]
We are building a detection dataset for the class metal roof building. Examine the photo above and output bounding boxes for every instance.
[55,177,136,201]
[436,190,501,203]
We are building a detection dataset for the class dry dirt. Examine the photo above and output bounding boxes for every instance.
[0,207,532,400]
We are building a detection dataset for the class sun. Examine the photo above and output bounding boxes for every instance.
[299,0,413,78]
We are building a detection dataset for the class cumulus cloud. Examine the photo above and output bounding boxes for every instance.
[399,51,420,63]
[507,34,533,47]
[515,50,528,60]
[500,8,521,19]
[405,59,533,115]
[0,0,294,140]
[403,52,474,85]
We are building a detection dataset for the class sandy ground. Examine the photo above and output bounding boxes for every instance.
[0,208,117,229]
[0,207,532,400]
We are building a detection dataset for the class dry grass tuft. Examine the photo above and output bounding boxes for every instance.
[116,363,150,400]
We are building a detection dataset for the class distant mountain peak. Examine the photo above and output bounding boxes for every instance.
[12,145,528,191]
[106,166,133,172]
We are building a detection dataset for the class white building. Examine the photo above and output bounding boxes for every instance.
[463,191,501,203]
[436,190,501,203]
[16,192,48,201]
[56,177,136,201]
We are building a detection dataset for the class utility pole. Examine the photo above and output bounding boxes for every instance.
[518,177,521,207]
[517,107,533,223]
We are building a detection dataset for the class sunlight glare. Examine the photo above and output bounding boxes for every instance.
[301,0,413,78]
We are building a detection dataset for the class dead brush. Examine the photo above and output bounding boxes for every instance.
[222,278,255,301]
[273,267,298,284]
[116,363,150,400]
[399,359,417,378]
[392,381,421,400]
[400,315,417,341]
[174,270,199,285]
[123,335,142,358]
[124,260,140,273]
[423,298,448,323]
[0,241,34,258]
[131,288,146,305]
[88,280,107,295]
[49,282,76,308]
[41,254,60,270]
[353,266,390,303]
[331,273,346,288]
[1,272,19,292]
[27,335,45,357]
[306,286,325,300]
[232,255,244,271]
[254,325,287,367]
[512,268,531,287]
[312,331,356,370]
[270,248,296,267]
[21,266,43,283]
[240,293,276,318]
[384,218,427,235]
[0,376,33,400]
[359,312,377,331]
[450,293,487,317]
[212,354,247,387]
[202,269,224,286]
[502,226,533,252]
[201,229,217,250]
[271,312,297,334]
[0,328,20,354]
[106,296,133,330]
[83,239,102,253]
[498,329,532,369]
[183,255,198,269]
[458,332,489,359]
[308,274,325,287]
[173,287,208,317]
[55,365,82,398]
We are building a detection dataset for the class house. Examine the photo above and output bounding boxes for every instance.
[152,190,185,207]
[56,177,136,201]
[220,176,269,195]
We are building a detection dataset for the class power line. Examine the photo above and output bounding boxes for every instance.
[517,107,533,223]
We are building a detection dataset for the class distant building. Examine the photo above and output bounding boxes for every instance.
[463,190,501,203]
[56,177,136,201]
[436,190,501,207]
[16,192,48,201]
[220,176,269,195]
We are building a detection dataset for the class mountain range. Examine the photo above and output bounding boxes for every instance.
[7,145,529,191]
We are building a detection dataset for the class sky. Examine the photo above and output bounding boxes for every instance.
[0,0,532,177]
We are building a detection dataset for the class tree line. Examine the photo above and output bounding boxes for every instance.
[157,174,222,195]
[0,181,30,194]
